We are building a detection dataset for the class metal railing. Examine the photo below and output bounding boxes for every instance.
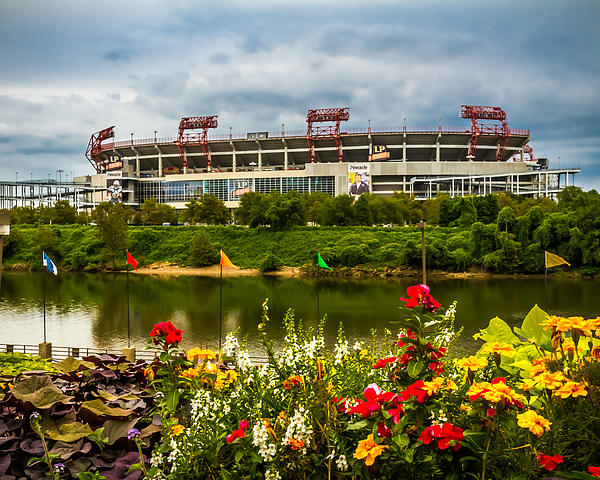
[1,343,268,365]
[101,126,531,151]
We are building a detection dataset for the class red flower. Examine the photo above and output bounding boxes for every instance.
[377,422,393,438]
[429,361,445,373]
[588,466,600,477]
[402,380,429,403]
[486,408,496,417]
[349,384,397,419]
[150,321,183,345]
[419,423,464,451]
[400,284,441,313]
[373,356,397,369]
[397,328,416,347]
[538,453,564,471]
[226,420,249,444]
[387,396,405,423]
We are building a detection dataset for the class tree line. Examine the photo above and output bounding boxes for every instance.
[2,187,599,273]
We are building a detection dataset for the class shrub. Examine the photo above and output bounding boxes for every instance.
[189,231,218,267]
[259,253,282,272]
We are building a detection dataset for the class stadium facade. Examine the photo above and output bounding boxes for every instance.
[73,105,579,210]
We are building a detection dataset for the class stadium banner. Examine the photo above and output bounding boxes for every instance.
[106,161,123,170]
[229,178,253,201]
[369,145,390,161]
[106,171,123,204]
[348,164,371,198]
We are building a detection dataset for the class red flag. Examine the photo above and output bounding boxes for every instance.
[126,250,138,271]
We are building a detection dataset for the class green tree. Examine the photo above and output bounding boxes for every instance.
[302,192,330,225]
[318,195,354,226]
[197,194,231,225]
[237,192,269,227]
[141,198,177,225]
[474,194,499,224]
[264,191,305,230]
[53,200,77,225]
[497,206,516,232]
[189,231,218,267]
[32,226,60,261]
[352,194,374,226]
[91,202,132,268]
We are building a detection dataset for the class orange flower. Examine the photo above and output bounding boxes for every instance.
[533,371,566,390]
[353,434,388,466]
[517,410,551,436]
[553,381,587,399]
[455,356,487,372]
[289,438,305,450]
[283,375,304,389]
[518,378,538,391]
[172,424,185,436]
[481,342,515,356]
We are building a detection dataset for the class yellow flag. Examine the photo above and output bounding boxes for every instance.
[220,250,237,268]
[545,251,570,269]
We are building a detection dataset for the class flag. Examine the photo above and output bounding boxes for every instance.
[220,250,237,268]
[317,253,333,271]
[126,250,138,271]
[545,251,570,269]
[42,251,58,276]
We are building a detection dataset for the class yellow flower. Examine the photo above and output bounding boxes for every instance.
[181,367,199,379]
[353,434,388,466]
[172,424,185,436]
[446,380,459,391]
[518,378,538,391]
[360,349,369,359]
[553,381,588,399]
[533,371,566,390]
[215,369,239,389]
[422,377,444,396]
[187,348,216,363]
[455,356,488,372]
[460,403,472,413]
[143,365,155,382]
[517,410,551,436]
[481,342,515,356]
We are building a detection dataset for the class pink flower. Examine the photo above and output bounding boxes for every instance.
[400,284,441,313]
[226,420,249,444]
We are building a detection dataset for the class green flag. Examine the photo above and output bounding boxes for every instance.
[317,253,333,271]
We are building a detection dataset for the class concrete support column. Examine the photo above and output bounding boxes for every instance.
[232,149,237,173]
[158,152,163,176]
[402,132,407,162]
[39,342,52,360]
[135,154,140,177]
[257,147,262,171]
[122,347,136,362]
[436,132,441,162]
[520,148,525,163]
[284,145,288,171]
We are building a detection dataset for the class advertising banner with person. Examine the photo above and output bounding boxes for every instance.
[106,171,123,204]
[348,164,371,199]
[229,179,253,201]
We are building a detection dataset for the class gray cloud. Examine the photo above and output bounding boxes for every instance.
[0,0,598,189]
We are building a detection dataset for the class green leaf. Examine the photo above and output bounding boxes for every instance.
[392,433,409,449]
[27,456,45,467]
[166,388,180,412]
[235,450,245,462]
[514,304,551,350]
[55,356,95,374]
[10,375,73,409]
[407,360,424,378]
[101,418,138,445]
[473,317,520,345]
[346,419,370,430]
[39,415,94,442]
[79,399,134,420]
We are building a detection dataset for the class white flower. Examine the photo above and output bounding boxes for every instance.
[336,454,349,471]
[252,420,277,462]
[334,339,349,364]
[223,332,239,356]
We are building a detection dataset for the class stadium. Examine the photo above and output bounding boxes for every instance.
[1,105,578,211]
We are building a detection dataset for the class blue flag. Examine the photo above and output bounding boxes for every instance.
[42,251,58,276]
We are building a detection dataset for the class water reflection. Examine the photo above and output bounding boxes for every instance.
[0,272,598,356]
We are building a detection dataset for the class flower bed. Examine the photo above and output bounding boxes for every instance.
[3,285,600,479]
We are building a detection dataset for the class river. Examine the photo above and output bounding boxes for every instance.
[0,272,598,356]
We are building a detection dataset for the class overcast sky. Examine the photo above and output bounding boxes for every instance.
[1,0,598,189]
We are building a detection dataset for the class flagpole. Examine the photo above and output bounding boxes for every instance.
[219,261,223,350]
[126,261,131,348]
[316,253,320,322]
[544,266,548,312]
[42,267,47,343]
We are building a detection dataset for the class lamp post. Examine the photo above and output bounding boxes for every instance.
[417,220,427,285]
[0,213,9,293]
[131,133,134,145]
[154,130,157,143]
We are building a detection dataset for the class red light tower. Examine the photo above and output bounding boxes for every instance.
[306,107,349,163]
[176,116,218,169]
[85,126,115,173]
[460,105,510,161]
